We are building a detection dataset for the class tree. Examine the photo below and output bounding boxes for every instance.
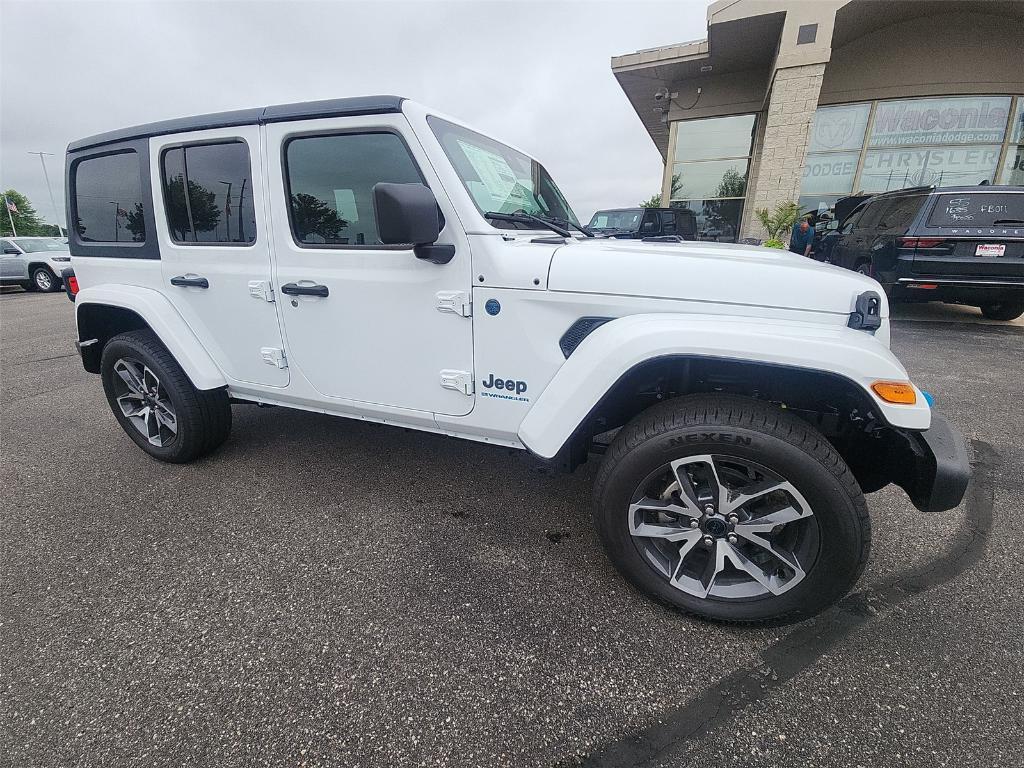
[754,201,802,248]
[125,203,147,242]
[639,173,682,208]
[163,177,221,240]
[291,193,348,242]
[1,189,50,237]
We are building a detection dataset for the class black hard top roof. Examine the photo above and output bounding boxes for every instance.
[68,95,405,152]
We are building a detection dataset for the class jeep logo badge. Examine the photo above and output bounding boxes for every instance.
[481,373,527,395]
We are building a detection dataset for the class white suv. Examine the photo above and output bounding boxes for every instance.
[0,237,72,291]
[64,96,970,623]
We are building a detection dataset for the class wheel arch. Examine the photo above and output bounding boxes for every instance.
[518,313,930,477]
[28,261,56,277]
[75,285,226,390]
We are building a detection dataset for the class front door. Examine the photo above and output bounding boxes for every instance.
[0,239,28,280]
[151,126,288,387]
[264,114,474,416]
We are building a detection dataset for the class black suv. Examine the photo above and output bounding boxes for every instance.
[829,186,1024,320]
[587,207,697,240]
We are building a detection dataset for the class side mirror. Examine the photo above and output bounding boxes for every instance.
[3,247,20,255]
[373,182,454,264]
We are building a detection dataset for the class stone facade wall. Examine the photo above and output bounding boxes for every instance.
[740,62,826,240]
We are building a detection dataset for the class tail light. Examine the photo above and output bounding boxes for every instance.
[899,237,948,249]
[67,275,80,295]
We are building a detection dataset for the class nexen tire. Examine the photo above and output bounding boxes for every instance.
[593,394,870,624]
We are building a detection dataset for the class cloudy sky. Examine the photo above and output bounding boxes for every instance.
[1,0,711,226]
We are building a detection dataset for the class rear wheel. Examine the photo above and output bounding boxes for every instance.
[979,300,1024,321]
[100,329,231,463]
[31,266,59,292]
[593,395,870,624]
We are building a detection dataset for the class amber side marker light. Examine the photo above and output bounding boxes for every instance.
[871,381,917,404]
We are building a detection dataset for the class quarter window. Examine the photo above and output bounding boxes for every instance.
[284,132,423,246]
[161,142,256,244]
[74,151,146,243]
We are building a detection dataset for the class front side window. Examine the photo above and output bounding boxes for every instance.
[74,151,146,243]
[285,132,423,246]
[161,141,256,244]
[428,116,580,227]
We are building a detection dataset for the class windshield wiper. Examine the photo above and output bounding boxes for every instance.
[992,219,1024,225]
[483,211,571,238]
[548,216,594,237]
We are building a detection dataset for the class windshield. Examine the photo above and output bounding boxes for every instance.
[13,238,68,253]
[589,209,643,231]
[427,116,579,228]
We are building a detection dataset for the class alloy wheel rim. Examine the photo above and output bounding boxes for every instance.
[111,357,178,447]
[35,271,52,290]
[628,454,819,600]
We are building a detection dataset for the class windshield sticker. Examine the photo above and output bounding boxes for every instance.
[457,140,532,212]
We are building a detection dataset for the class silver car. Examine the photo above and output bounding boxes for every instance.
[0,236,71,292]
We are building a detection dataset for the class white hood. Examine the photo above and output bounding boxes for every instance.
[546,239,886,317]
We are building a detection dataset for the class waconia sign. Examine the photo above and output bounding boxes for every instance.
[869,96,1011,147]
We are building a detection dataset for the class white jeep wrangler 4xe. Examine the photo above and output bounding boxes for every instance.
[64,96,970,624]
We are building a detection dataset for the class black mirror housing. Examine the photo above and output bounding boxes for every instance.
[373,182,454,264]
[373,182,442,245]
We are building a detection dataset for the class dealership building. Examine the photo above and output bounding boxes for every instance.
[612,0,1024,241]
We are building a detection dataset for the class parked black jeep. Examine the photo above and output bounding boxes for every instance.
[587,207,697,241]
[828,185,1024,320]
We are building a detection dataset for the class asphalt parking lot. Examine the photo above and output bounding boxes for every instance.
[2,290,1023,767]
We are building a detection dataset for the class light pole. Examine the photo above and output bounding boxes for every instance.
[219,181,232,241]
[28,151,65,237]
[110,201,120,242]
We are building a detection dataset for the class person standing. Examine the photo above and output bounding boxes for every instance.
[789,218,814,257]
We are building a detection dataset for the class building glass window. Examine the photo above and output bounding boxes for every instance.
[161,142,256,244]
[1000,98,1024,186]
[74,151,145,243]
[670,113,755,241]
[800,95,1020,220]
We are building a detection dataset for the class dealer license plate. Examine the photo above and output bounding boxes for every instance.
[976,243,1006,256]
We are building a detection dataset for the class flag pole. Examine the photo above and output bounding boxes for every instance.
[3,194,17,237]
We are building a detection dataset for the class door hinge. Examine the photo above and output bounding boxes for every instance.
[248,280,275,302]
[440,369,474,395]
[260,347,287,368]
[436,290,472,317]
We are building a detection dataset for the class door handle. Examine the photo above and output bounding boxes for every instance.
[280,282,329,298]
[170,275,209,288]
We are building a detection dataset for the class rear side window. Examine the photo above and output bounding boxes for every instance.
[661,211,677,235]
[161,141,256,244]
[927,193,1024,227]
[877,195,925,234]
[74,151,146,243]
[284,132,423,247]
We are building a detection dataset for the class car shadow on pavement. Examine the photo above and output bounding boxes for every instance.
[579,440,999,767]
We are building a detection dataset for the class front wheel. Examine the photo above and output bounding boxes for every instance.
[100,329,231,463]
[593,395,870,624]
[31,266,59,292]
[979,300,1024,321]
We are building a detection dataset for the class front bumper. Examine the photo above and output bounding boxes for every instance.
[890,413,971,513]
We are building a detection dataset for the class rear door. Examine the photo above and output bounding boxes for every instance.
[910,191,1024,279]
[151,127,288,387]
